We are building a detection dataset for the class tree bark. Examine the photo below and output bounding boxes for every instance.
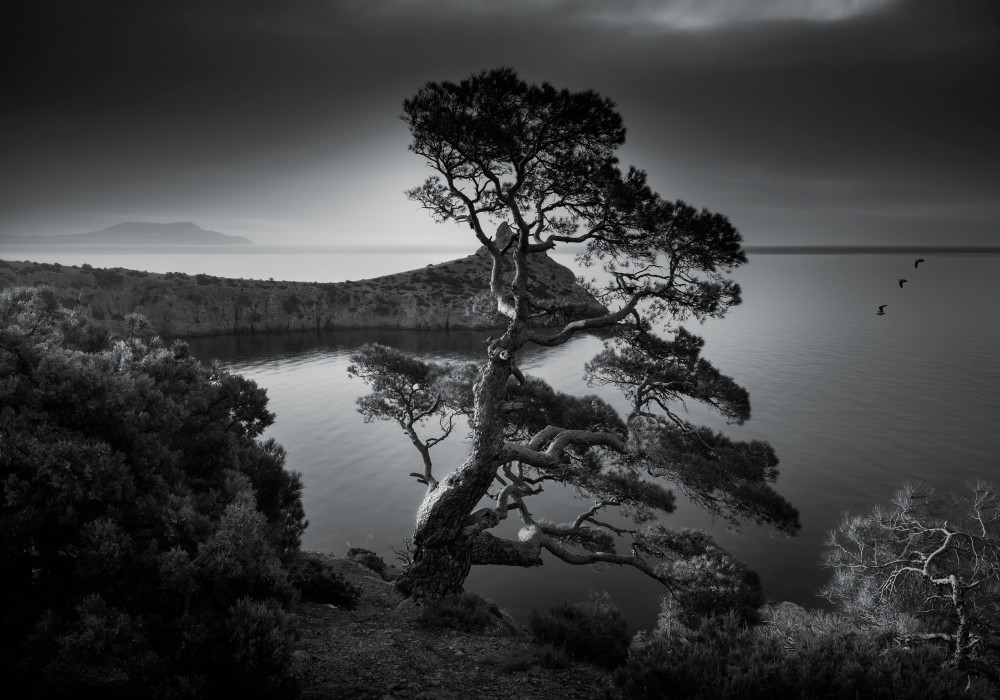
[395,350,514,597]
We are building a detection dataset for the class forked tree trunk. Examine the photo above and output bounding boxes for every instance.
[395,354,513,598]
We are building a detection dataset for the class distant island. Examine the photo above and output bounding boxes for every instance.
[0,221,253,245]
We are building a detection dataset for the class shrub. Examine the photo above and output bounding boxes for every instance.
[416,592,499,633]
[221,598,300,698]
[347,547,387,578]
[528,590,630,669]
[536,643,571,669]
[499,644,569,672]
[92,268,124,288]
[0,286,307,698]
[616,610,998,700]
[288,552,361,608]
[281,294,302,314]
[823,482,1000,671]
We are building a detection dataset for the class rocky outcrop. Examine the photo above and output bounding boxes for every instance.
[0,247,606,338]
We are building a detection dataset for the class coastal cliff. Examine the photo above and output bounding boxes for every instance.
[0,247,605,337]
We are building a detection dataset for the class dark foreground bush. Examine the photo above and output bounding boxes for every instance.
[416,592,500,633]
[616,612,997,700]
[0,287,307,698]
[528,590,630,669]
[289,552,361,608]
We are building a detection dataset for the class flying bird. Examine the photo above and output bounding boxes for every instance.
[898,279,908,288]
[914,258,926,268]
[876,305,888,315]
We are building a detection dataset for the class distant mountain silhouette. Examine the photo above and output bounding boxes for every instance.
[5,222,253,245]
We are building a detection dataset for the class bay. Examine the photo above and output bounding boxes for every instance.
[7,241,998,630]
[181,252,1000,631]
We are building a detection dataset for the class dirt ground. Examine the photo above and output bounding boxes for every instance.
[289,556,620,700]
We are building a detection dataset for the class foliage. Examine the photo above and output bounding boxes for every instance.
[348,344,476,489]
[415,591,500,633]
[823,481,1000,674]
[217,598,300,698]
[528,590,630,669]
[346,547,388,579]
[91,268,124,288]
[0,286,307,698]
[498,643,570,672]
[287,552,361,608]
[353,67,799,615]
[617,609,996,699]
[642,527,765,627]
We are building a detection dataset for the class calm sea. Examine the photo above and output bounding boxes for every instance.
[6,244,999,630]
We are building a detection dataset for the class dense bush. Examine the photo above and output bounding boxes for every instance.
[347,546,388,579]
[528,591,630,669]
[288,552,361,608]
[616,606,997,699]
[281,294,302,314]
[0,287,307,698]
[415,591,500,633]
[91,268,124,288]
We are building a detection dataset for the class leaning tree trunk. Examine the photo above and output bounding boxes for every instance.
[395,353,513,598]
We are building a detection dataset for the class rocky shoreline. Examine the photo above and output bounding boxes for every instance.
[0,247,605,338]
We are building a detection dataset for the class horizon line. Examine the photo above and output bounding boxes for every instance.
[744,245,1000,255]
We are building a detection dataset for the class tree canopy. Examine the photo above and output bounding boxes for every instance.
[353,67,800,619]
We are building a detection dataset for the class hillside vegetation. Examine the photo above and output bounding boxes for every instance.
[0,247,604,337]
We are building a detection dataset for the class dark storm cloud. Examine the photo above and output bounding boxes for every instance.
[3,0,998,244]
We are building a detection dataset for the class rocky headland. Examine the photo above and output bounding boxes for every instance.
[0,247,605,337]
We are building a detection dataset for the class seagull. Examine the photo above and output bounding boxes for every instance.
[876,305,888,315]
[898,279,908,288]
[914,258,926,268]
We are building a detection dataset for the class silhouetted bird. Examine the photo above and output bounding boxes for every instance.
[876,305,888,315]
[914,258,926,268]
[898,279,908,288]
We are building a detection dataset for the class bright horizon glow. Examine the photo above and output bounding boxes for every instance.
[387,0,901,30]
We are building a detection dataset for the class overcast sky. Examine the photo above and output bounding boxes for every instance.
[3,0,998,247]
